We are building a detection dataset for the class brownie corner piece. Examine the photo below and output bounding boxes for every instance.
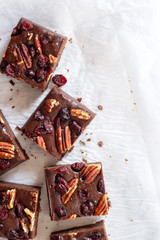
[0,109,28,176]
[21,86,95,161]
[0,181,41,239]
[0,17,67,91]
[44,162,109,221]
[50,220,108,240]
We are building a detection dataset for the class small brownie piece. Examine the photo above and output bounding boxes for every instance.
[0,181,41,239]
[50,220,108,240]
[44,162,109,221]
[21,86,95,161]
[0,110,28,176]
[0,17,67,91]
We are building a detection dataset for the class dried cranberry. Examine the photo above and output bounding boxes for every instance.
[77,189,88,200]
[0,192,7,204]
[0,160,10,170]
[33,125,47,136]
[27,69,35,79]
[6,64,20,77]
[97,179,105,194]
[52,74,67,87]
[34,111,44,121]
[11,27,19,36]
[58,107,70,122]
[55,176,69,191]
[18,230,29,239]
[15,202,24,217]
[44,117,54,135]
[51,236,63,240]
[0,223,3,229]
[29,45,36,57]
[84,232,101,240]
[36,68,47,82]
[54,117,60,129]
[41,34,52,45]
[69,120,81,136]
[21,22,33,31]
[0,208,8,220]
[80,201,94,216]
[0,59,8,71]
[55,166,67,173]
[55,205,66,218]
[22,129,32,139]
[37,54,49,68]
[8,230,29,239]
[71,162,84,172]
[55,183,68,195]
[0,123,4,131]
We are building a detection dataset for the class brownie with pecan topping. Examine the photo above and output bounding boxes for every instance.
[0,181,41,239]
[21,86,95,161]
[0,17,67,91]
[0,110,28,176]
[44,162,110,221]
[50,220,108,240]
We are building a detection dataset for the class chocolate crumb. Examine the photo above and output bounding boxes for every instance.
[68,38,72,43]
[9,98,13,101]
[46,227,48,230]
[77,97,82,102]
[128,80,131,82]
[10,88,13,91]
[67,69,69,73]
[98,105,103,110]
[81,150,84,154]
[131,90,133,93]
[125,158,128,162]
[12,106,15,109]
[9,80,15,86]
[87,138,91,142]
[31,154,34,157]
[134,102,136,105]
[98,141,103,147]
[109,155,112,158]
[108,234,110,237]
[80,140,85,145]
[85,133,88,135]
[130,219,133,222]
[82,158,87,164]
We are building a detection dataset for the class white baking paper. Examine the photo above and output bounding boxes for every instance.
[0,0,160,240]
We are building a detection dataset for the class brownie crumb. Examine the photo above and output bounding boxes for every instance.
[80,140,85,145]
[85,133,88,135]
[98,141,103,147]
[82,158,87,164]
[81,150,84,154]
[125,158,128,162]
[9,80,15,86]
[77,97,82,102]
[87,138,91,142]
[131,90,133,93]
[98,105,103,110]
[134,102,136,105]
[12,106,15,109]
[109,155,112,158]
[67,69,69,73]
[10,88,13,91]
[0,38,1,41]
[68,38,72,43]
[128,80,131,82]
[9,98,13,101]
[46,227,48,230]
[130,219,133,222]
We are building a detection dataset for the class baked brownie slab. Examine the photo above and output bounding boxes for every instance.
[0,110,28,176]
[21,86,95,161]
[0,17,67,91]
[50,220,108,240]
[0,181,41,239]
[45,162,109,221]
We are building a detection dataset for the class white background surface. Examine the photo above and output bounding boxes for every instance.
[0,0,160,240]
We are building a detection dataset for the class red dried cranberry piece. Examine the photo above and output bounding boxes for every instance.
[0,207,8,220]
[55,166,67,173]
[11,27,19,36]
[0,123,4,131]
[71,162,84,172]
[15,202,24,217]
[55,176,69,190]
[84,232,101,240]
[54,117,60,129]
[55,183,68,195]
[33,125,47,136]
[8,230,29,239]
[51,236,63,240]
[22,129,32,139]
[37,54,49,68]
[36,68,47,82]
[58,107,70,122]
[55,205,66,218]
[27,69,35,79]
[44,117,54,135]
[29,45,36,57]
[69,120,81,136]
[77,189,88,200]
[41,34,52,45]
[0,192,7,204]
[34,111,44,121]
[6,64,20,77]
[97,179,105,194]
[81,201,94,216]
[21,22,33,31]
[0,160,10,170]
[52,74,67,87]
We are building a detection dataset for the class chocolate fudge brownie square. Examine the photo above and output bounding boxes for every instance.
[0,181,41,239]
[0,17,67,91]
[21,86,95,161]
[44,162,110,221]
[0,110,28,176]
[50,220,108,240]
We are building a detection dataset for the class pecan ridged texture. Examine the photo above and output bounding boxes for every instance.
[34,34,42,54]
[37,136,46,151]
[79,164,101,184]
[13,44,32,69]
[45,99,59,112]
[70,109,90,120]
[94,194,108,216]
[24,208,35,231]
[7,189,16,209]
[61,178,79,204]
[55,126,72,154]
[0,142,15,159]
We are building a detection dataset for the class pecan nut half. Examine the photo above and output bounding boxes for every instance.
[13,45,26,69]
[55,126,72,154]
[94,194,108,216]
[45,99,59,112]
[0,117,4,124]
[32,192,38,203]
[24,208,35,231]
[20,219,29,234]
[61,178,79,204]
[70,109,90,120]
[49,54,57,64]
[13,44,32,69]
[68,214,77,220]
[37,136,46,151]
[0,142,15,159]
[79,164,101,184]
[34,34,42,54]
[27,32,33,41]
[7,189,16,209]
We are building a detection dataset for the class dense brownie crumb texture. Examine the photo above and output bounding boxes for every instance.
[50,220,108,240]
[0,17,67,91]
[21,86,95,161]
[0,181,41,239]
[0,110,28,176]
[45,162,110,221]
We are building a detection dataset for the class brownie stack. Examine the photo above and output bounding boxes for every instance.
[0,18,110,240]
